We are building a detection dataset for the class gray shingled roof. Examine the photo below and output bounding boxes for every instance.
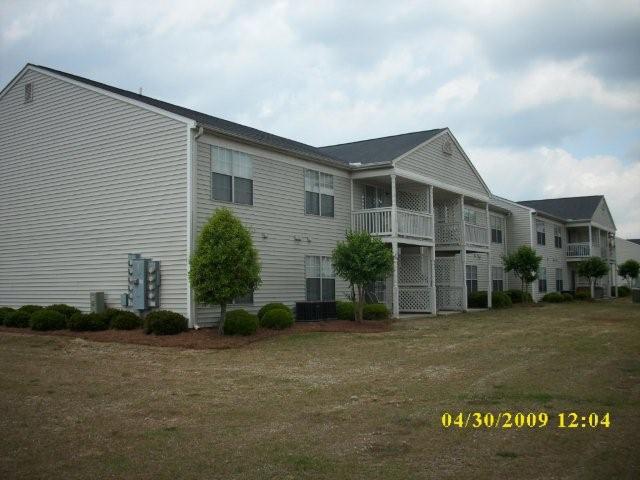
[629,239,640,245]
[517,195,604,221]
[318,129,445,165]
[31,64,348,168]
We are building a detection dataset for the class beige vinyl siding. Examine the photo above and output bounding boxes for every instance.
[194,134,350,325]
[395,132,489,198]
[615,237,640,287]
[489,211,508,290]
[531,215,567,300]
[592,198,616,231]
[0,69,189,314]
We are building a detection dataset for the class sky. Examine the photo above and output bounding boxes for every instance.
[1,0,639,237]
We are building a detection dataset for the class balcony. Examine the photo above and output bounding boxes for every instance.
[566,243,590,257]
[351,207,433,240]
[465,222,488,246]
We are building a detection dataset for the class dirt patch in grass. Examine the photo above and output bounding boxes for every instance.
[0,320,391,350]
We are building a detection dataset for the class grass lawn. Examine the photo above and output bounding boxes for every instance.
[1,300,638,479]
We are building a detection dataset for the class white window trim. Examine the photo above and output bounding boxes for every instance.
[210,145,254,205]
[304,169,335,218]
[305,255,336,301]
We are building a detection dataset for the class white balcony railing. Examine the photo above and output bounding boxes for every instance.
[397,208,433,239]
[567,243,590,257]
[464,222,488,246]
[351,207,433,240]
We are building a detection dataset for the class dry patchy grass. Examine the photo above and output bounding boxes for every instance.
[0,300,638,479]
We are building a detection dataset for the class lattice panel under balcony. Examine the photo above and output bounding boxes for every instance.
[434,197,461,223]
[435,255,463,286]
[398,253,431,286]
[436,286,464,310]
[398,190,430,212]
[399,288,432,312]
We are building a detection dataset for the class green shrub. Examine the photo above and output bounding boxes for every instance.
[67,312,109,331]
[4,311,30,328]
[562,293,574,302]
[363,303,390,320]
[505,289,533,303]
[30,309,67,331]
[46,304,81,319]
[0,307,16,325]
[18,305,44,315]
[574,291,591,301]
[617,286,631,297]
[542,292,564,303]
[491,291,512,308]
[110,311,141,330]
[223,309,259,336]
[468,291,488,308]
[144,310,188,335]
[260,308,294,330]
[336,301,355,320]
[257,303,291,321]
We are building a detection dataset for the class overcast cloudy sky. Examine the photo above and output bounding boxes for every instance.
[2,0,639,236]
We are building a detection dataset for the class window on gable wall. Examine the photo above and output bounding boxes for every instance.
[211,145,253,205]
[305,170,334,217]
[554,225,562,249]
[490,215,503,243]
[24,83,33,103]
[536,221,546,245]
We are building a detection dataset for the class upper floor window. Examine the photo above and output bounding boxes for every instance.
[211,145,253,205]
[490,215,503,244]
[464,208,479,225]
[364,185,391,209]
[492,266,504,292]
[233,291,254,305]
[538,267,547,292]
[536,221,546,245]
[554,225,562,249]
[24,83,33,103]
[305,256,335,301]
[305,170,334,217]
[466,265,478,293]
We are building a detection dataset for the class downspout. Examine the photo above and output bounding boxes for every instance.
[187,125,204,329]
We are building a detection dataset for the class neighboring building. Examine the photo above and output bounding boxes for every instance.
[615,238,640,288]
[0,64,632,326]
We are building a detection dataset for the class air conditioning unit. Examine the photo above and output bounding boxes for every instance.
[295,301,337,322]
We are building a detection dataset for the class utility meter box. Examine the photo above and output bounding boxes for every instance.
[90,291,105,313]
[124,253,161,311]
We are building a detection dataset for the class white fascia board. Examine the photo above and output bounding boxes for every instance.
[24,65,196,127]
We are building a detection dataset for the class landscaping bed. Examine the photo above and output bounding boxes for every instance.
[0,319,391,350]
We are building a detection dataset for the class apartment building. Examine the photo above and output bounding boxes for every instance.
[0,64,630,326]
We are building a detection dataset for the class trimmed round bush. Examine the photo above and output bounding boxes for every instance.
[468,291,488,308]
[110,311,142,330]
[18,305,44,315]
[4,311,30,328]
[257,303,291,321]
[144,310,187,335]
[336,301,355,321]
[46,304,81,319]
[505,289,533,303]
[67,312,109,331]
[0,307,16,325]
[363,303,390,320]
[542,292,564,303]
[575,291,591,301]
[562,293,574,302]
[260,308,294,330]
[223,309,259,336]
[618,286,631,297]
[30,309,67,331]
[492,291,512,308]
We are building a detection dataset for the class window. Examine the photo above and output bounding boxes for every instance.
[364,185,391,209]
[593,230,600,246]
[24,82,33,103]
[305,256,335,301]
[538,267,547,292]
[490,215,503,244]
[211,145,253,205]
[536,221,546,245]
[554,225,562,249]
[555,268,563,292]
[492,266,504,292]
[464,207,478,225]
[466,265,478,293]
[233,291,254,305]
[305,170,334,217]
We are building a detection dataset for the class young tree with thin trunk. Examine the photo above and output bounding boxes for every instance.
[332,231,394,322]
[502,246,542,302]
[618,259,640,289]
[189,208,261,333]
[577,256,609,298]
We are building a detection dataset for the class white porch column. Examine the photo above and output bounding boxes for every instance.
[588,224,594,298]
[486,203,492,308]
[392,240,400,318]
[613,263,618,297]
[391,174,398,237]
[350,178,354,230]
[430,185,437,314]
[462,247,468,311]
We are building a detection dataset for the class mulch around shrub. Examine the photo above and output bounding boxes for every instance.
[0,320,391,350]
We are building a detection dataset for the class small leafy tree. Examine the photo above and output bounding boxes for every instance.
[502,246,542,302]
[332,231,394,322]
[577,257,609,298]
[189,208,261,333]
[618,259,640,288]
